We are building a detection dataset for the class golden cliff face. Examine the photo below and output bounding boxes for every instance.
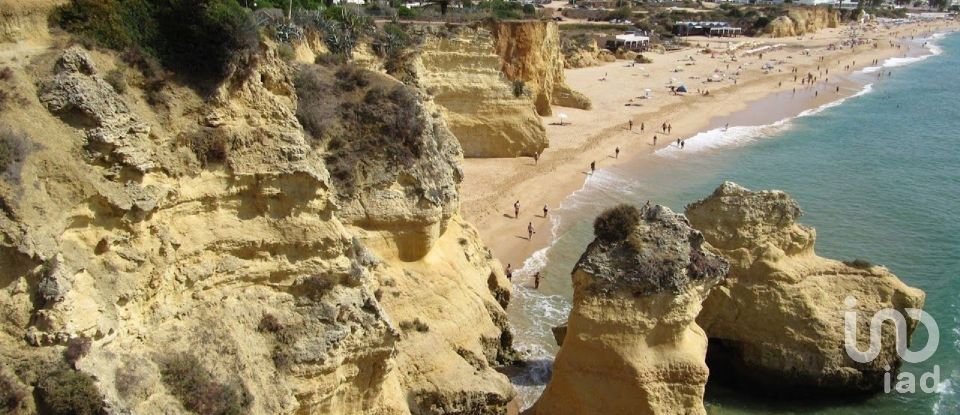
[414,22,591,158]
[489,22,592,116]
[530,205,728,415]
[0,0,65,42]
[765,7,840,38]
[414,26,548,159]
[687,182,925,395]
[0,36,514,415]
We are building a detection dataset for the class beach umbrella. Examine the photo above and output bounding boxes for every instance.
[558,113,568,125]
[676,85,687,93]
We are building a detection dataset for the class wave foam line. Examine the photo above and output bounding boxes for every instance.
[654,83,874,158]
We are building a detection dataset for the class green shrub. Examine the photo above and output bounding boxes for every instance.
[182,127,233,166]
[64,336,92,367]
[159,353,249,415]
[258,313,283,333]
[593,204,640,243]
[0,67,12,81]
[0,369,28,412]
[294,65,426,195]
[277,43,295,62]
[511,79,525,98]
[0,127,29,178]
[36,368,105,415]
[53,0,259,90]
[522,3,535,15]
[397,6,415,19]
[399,318,430,332]
[104,68,127,93]
[844,259,874,270]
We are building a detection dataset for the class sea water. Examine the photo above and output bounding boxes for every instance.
[507,31,960,414]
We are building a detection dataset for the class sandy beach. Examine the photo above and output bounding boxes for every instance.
[461,19,960,270]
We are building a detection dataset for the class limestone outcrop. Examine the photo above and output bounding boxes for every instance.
[414,25,547,158]
[562,37,602,69]
[687,182,925,394]
[0,0,64,42]
[0,40,514,414]
[765,7,840,38]
[490,22,592,116]
[412,22,590,158]
[529,205,728,415]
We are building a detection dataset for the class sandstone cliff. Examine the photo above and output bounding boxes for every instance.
[765,7,840,38]
[529,205,728,415]
[0,28,515,415]
[411,22,590,158]
[0,0,64,42]
[687,182,925,394]
[413,25,547,158]
[490,22,592,115]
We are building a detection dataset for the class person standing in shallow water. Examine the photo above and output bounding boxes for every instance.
[527,222,535,240]
[533,272,544,289]
[505,264,512,281]
[681,140,685,149]
[590,161,595,174]
[514,200,520,218]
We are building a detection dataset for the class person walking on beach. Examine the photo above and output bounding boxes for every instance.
[662,122,667,133]
[590,161,595,174]
[628,120,633,131]
[505,264,513,280]
[668,124,672,134]
[514,200,520,219]
[527,222,535,240]
[543,204,549,218]
[653,135,658,145]
[640,122,645,133]
[533,272,544,289]
[533,151,539,165]
[615,147,620,158]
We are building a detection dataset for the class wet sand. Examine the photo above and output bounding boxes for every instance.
[460,20,960,271]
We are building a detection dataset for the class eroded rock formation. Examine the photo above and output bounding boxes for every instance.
[490,22,592,115]
[765,6,840,38]
[687,182,925,394]
[414,25,548,159]
[529,205,728,415]
[0,36,514,415]
[414,22,590,158]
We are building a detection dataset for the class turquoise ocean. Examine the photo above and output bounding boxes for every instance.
[507,31,960,414]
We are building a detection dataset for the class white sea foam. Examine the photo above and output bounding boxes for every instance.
[861,33,946,74]
[655,83,874,158]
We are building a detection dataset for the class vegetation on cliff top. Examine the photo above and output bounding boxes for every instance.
[294,64,426,196]
[36,368,105,415]
[53,0,259,89]
[594,204,640,243]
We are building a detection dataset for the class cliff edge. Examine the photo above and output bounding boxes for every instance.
[0,28,515,414]
[529,204,728,415]
[687,182,925,395]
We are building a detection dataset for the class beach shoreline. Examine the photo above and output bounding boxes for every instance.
[460,19,960,274]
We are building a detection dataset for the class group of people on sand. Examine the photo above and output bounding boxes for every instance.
[512,200,549,241]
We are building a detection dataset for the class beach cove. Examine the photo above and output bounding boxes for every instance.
[460,19,960,414]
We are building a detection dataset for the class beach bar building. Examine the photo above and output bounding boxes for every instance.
[605,32,650,52]
[674,21,741,37]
